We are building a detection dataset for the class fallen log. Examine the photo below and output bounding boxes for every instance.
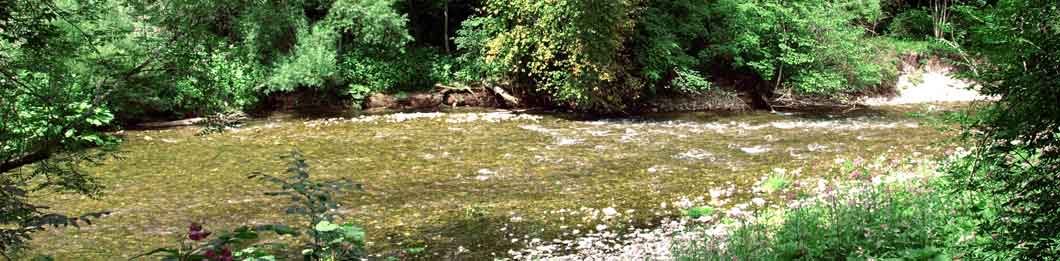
[490,86,522,107]
[136,117,205,128]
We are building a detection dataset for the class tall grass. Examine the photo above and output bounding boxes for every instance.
[675,159,982,260]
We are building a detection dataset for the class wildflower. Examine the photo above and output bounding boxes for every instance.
[602,207,618,217]
[204,247,233,261]
[188,223,211,241]
[596,224,609,231]
[751,198,766,206]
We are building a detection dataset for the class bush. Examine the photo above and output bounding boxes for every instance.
[138,151,366,260]
[668,68,712,93]
[341,47,453,101]
[706,0,893,97]
[631,0,711,94]
[676,159,982,260]
[888,9,935,39]
[949,1,1060,258]
[454,0,638,111]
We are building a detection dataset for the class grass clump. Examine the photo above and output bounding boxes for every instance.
[676,159,982,260]
[685,207,716,219]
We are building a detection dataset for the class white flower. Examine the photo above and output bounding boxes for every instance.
[751,198,766,206]
[602,207,618,217]
[596,224,609,231]
[709,189,723,199]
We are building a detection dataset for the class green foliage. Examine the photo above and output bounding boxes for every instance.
[685,207,715,219]
[947,1,1060,258]
[265,0,413,94]
[136,0,412,104]
[304,220,366,259]
[0,0,136,253]
[759,176,791,195]
[250,151,365,260]
[707,0,894,96]
[454,0,638,111]
[632,0,711,93]
[669,68,712,93]
[888,8,936,39]
[678,170,979,260]
[266,25,340,92]
[139,151,365,260]
[341,47,452,102]
[135,223,296,261]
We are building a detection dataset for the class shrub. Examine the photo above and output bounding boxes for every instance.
[249,151,364,260]
[949,1,1060,258]
[341,47,451,101]
[454,0,638,111]
[706,0,893,97]
[631,0,711,94]
[888,9,935,39]
[676,159,982,260]
[669,68,712,93]
[138,151,365,260]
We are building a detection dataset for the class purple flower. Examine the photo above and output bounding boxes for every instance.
[188,223,212,241]
[204,247,233,261]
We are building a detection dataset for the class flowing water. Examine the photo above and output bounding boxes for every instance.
[28,104,966,260]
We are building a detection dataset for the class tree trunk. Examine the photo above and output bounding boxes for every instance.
[443,0,451,54]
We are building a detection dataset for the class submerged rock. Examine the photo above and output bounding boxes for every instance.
[740,146,771,154]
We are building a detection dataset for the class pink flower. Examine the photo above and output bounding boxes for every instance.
[188,223,212,241]
[204,247,233,261]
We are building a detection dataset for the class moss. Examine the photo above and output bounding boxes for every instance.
[26,104,964,260]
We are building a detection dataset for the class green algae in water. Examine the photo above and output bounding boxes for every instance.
[26,105,967,260]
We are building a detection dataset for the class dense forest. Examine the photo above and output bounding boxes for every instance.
[2,0,1059,260]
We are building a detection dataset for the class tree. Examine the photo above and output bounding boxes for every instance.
[951,0,1060,258]
[0,0,182,254]
[455,0,641,111]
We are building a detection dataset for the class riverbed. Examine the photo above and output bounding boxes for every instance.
[28,104,966,260]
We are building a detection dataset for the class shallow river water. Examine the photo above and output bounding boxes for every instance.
[29,104,965,260]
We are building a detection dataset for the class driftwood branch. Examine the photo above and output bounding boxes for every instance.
[490,86,522,106]
[136,118,206,128]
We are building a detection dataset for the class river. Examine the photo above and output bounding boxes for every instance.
[29,104,965,260]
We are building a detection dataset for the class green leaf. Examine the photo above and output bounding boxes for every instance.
[314,220,340,232]
[340,224,366,242]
